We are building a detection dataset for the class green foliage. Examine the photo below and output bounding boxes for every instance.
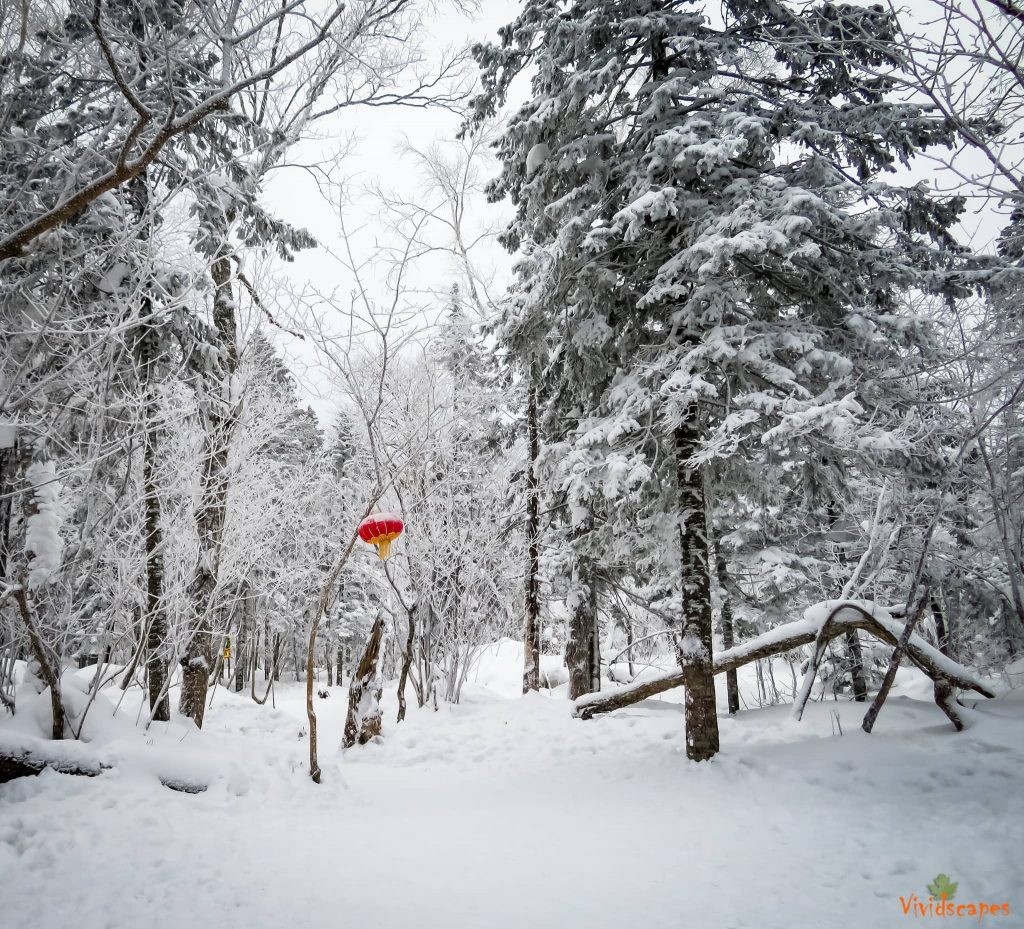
[927,874,958,901]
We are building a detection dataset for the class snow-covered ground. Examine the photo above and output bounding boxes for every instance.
[2,645,1022,929]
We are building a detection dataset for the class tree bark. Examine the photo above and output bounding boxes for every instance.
[0,436,16,584]
[13,587,64,740]
[825,472,868,702]
[845,630,868,701]
[676,422,719,761]
[396,605,416,723]
[523,375,541,693]
[929,597,965,730]
[234,589,247,693]
[565,547,599,700]
[862,589,931,733]
[136,319,170,721]
[180,245,237,727]
[343,615,386,748]
[714,543,740,715]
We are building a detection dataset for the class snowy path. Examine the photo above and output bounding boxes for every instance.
[2,673,1023,929]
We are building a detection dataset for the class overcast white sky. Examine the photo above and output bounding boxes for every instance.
[253,0,521,425]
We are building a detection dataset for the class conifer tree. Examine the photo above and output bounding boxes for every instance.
[473,0,968,759]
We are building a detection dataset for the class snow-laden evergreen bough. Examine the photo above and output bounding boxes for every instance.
[470,0,992,759]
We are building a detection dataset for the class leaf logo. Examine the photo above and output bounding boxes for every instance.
[927,874,959,901]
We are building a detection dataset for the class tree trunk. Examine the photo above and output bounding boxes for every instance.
[929,596,965,730]
[343,615,386,747]
[180,244,237,727]
[862,589,931,734]
[565,547,599,700]
[714,543,740,715]
[845,630,868,701]
[823,457,867,702]
[234,590,247,693]
[675,422,719,761]
[523,376,541,693]
[137,320,170,722]
[396,605,416,722]
[13,587,64,740]
[625,613,635,680]
[0,437,16,584]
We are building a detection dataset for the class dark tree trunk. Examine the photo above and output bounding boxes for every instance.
[343,615,386,747]
[929,596,965,730]
[14,587,64,739]
[714,543,740,715]
[862,590,931,733]
[180,245,237,727]
[396,605,416,723]
[675,422,720,761]
[125,121,170,724]
[137,320,170,722]
[624,612,635,680]
[523,376,541,693]
[13,442,65,739]
[845,630,868,701]
[234,590,247,693]
[822,456,867,701]
[0,437,16,584]
[565,548,599,700]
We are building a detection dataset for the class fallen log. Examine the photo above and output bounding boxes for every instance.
[0,743,103,782]
[0,737,207,793]
[575,601,996,720]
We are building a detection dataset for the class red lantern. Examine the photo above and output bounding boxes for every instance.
[358,512,404,560]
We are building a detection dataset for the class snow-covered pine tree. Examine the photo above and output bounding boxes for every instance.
[473,0,969,759]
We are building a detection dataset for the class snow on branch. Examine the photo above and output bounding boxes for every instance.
[575,600,996,720]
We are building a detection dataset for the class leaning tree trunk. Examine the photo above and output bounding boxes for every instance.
[13,442,65,739]
[565,545,600,700]
[576,601,995,720]
[396,603,416,723]
[676,422,720,762]
[13,587,64,740]
[523,376,541,693]
[714,544,740,715]
[862,588,931,734]
[343,615,386,748]
[180,243,238,728]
